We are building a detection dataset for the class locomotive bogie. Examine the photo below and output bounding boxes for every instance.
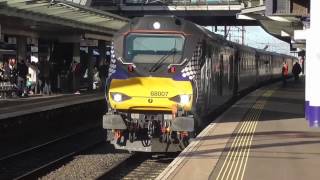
[103,112,194,152]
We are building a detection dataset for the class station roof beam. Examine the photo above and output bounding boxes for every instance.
[237,0,309,51]
[0,0,129,36]
[91,0,256,26]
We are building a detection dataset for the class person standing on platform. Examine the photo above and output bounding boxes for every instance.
[0,62,4,82]
[70,60,81,95]
[27,61,39,95]
[0,62,5,98]
[3,61,12,98]
[300,57,305,75]
[8,58,18,97]
[98,60,107,91]
[93,66,100,90]
[17,60,28,97]
[41,59,52,95]
[292,61,302,81]
[8,58,18,84]
[282,61,289,87]
[3,61,10,81]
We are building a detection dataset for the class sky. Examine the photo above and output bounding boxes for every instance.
[206,26,292,55]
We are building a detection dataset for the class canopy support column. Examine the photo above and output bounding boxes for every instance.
[305,0,320,127]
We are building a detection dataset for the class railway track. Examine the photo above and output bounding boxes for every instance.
[98,152,179,180]
[0,127,105,180]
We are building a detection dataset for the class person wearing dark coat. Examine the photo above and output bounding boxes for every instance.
[17,60,28,96]
[3,61,10,81]
[292,62,302,81]
[8,59,18,85]
[0,62,5,98]
[0,62,5,81]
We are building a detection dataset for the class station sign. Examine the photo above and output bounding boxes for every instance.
[80,39,98,47]
[31,46,38,53]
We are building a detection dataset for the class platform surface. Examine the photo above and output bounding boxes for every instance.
[0,92,104,120]
[157,78,320,180]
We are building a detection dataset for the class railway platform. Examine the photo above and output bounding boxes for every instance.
[0,92,105,120]
[157,77,320,180]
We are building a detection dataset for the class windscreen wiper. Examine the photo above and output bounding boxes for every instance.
[149,48,177,72]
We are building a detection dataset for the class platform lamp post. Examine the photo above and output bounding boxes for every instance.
[305,0,320,127]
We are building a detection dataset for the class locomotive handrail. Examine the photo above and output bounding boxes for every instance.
[167,58,189,68]
[117,57,137,68]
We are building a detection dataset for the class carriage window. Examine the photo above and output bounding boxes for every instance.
[125,34,185,64]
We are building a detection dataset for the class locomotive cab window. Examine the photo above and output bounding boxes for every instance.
[124,34,185,64]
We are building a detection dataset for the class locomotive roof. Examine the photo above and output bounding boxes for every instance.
[120,16,296,59]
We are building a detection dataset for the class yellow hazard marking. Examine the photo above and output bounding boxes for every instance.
[215,90,274,180]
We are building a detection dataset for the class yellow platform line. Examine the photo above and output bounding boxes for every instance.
[236,102,264,180]
[216,104,259,180]
[215,111,254,180]
[216,89,274,180]
[238,90,274,180]
[228,103,262,180]
[225,102,262,180]
[223,107,260,180]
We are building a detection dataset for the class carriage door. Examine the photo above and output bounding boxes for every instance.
[255,54,259,82]
[233,51,239,95]
[228,55,234,92]
[217,54,224,96]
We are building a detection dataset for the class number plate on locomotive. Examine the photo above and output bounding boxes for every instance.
[150,91,168,96]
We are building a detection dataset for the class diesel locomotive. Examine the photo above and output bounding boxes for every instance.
[102,16,296,152]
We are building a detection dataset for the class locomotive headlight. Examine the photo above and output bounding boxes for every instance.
[110,92,132,102]
[153,21,161,29]
[113,93,122,102]
[180,95,190,104]
[169,94,191,105]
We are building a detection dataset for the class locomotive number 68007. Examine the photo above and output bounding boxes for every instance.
[150,91,168,97]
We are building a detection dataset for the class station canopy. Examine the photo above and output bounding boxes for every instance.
[0,0,129,35]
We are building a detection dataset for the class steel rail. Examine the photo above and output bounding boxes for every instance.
[0,126,102,179]
[0,126,98,162]
[97,153,178,180]
[14,140,104,180]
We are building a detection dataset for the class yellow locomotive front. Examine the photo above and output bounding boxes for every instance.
[108,77,192,112]
[103,16,198,152]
